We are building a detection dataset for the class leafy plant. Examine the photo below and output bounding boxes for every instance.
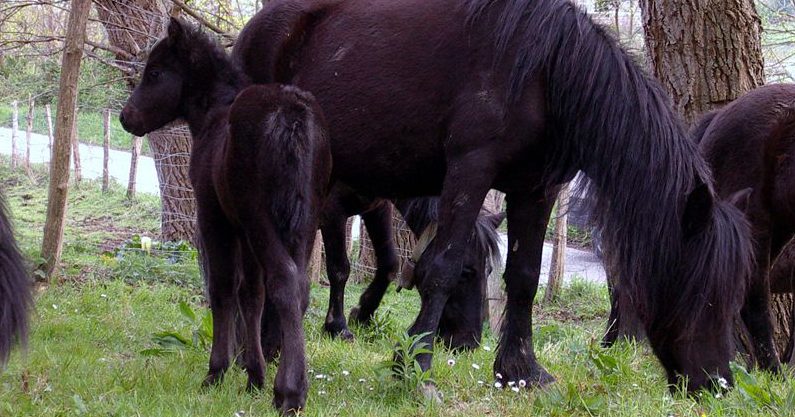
[111,234,197,264]
[379,332,434,392]
[140,301,212,356]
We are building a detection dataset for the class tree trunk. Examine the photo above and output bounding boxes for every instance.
[146,122,196,242]
[639,0,765,124]
[127,135,142,199]
[40,0,92,277]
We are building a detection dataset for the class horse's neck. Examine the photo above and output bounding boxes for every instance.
[184,83,239,136]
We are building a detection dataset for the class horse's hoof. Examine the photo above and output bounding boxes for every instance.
[273,395,304,416]
[418,381,443,404]
[349,306,373,326]
[495,366,556,389]
[323,322,355,341]
[202,372,223,389]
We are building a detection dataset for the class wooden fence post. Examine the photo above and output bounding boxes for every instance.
[102,109,110,192]
[127,135,142,199]
[25,94,34,177]
[71,106,82,184]
[45,104,54,167]
[11,100,18,169]
[543,183,570,304]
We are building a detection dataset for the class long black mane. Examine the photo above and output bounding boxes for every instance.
[464,0,750,338]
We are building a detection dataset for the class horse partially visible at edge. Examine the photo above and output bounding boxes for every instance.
[0,189,31,367]
[234,0,754,393]
[119,18,332,414]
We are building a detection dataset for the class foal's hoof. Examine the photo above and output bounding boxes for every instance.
[273,394,305,416]
[201,372,224,389]
[323,322,355,341]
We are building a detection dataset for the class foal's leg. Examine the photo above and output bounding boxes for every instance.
[437,268,485,351]
[602,275,622,347]
[493,189,557,386]
[350,203,399,325]
[200,213,239,387]
[238,249,267,390]
[740,232,781,373]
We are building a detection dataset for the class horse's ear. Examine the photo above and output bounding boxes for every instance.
[485,211,506,230]
[167,17,185,45]
[727,187,753,213]
[682,182,714,238]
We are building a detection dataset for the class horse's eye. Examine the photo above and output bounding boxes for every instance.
[462,266,477,276]
[147,70,161,80]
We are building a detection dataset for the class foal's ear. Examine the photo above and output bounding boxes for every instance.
[727,187,753,213]
[485,211,506,230]
[682,182,714,238]
[167,17,186,45]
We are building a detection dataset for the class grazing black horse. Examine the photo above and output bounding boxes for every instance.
[0,190,31,366]
[319,183,503,350]
[234,0,754,393]
[605,84,795,373]
[119,19,331,414]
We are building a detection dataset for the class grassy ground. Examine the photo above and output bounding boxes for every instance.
[0,104,149,155]
[1,164,794,416]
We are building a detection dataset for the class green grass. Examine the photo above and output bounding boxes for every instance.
[1,162,795,416]
[0,104,150,155]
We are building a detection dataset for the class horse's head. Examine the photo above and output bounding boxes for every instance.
[646,184,753,394]
[120,18,194,136]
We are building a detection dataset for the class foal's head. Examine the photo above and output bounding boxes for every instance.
[120,18,244,136]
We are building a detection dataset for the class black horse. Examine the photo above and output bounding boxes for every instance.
[0,189,31,366]
[319,184,503,350]
[119,19,331,414]
[605,84,795,372]
[234,0,754,393]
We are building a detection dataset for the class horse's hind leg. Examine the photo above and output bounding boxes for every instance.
[320,213,354,339]
[350,203,398,325]
[740,232,781,373]
[602,276,622,347]
[200,211,239,387]
[494,188,557,387]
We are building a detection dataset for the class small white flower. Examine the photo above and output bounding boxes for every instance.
[358,378,367,383]
[632,383,639,388]
[342,370,350,376]
[52,304,58,310]
[483,346,492,352]
[233,411,246,417]
[327,377,333,382]
[715,393,723,399]
[511,386,520,393]
[494,381,503,389]
[319,390,326,395]
[495,372,503,380]
[309,369,314,374]
[447,359,456,366]
[100,294,107,298]
[717,377,729,389]
[508,381,515,387]
[471,363,480,370]
[315,374,325,379]
[518,380,527,388]
[477,380,484,385]
[369,387,374,391]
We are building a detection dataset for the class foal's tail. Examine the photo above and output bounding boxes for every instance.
[0,191,31,365]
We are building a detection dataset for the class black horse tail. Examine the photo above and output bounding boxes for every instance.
[229,83,330,251]
[0,191,31,365]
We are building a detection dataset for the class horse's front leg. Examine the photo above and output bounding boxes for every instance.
[350,202,399,325]
[493,188,557,387]
[406,156,496,373]
[320,212,354,340]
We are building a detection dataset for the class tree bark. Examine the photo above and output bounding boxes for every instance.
[543,184,570,304]
[639,0,765,124]
[40,0,92,277]
[127,135,142,200]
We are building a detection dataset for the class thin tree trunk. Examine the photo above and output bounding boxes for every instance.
[41,0,91,277]
[307,231,325,283]
[127,135,141,199]
[11,100,18,169]
[102,109,110,192]
[544,184,570,304]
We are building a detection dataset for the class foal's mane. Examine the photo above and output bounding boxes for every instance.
[464,0,747,336]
